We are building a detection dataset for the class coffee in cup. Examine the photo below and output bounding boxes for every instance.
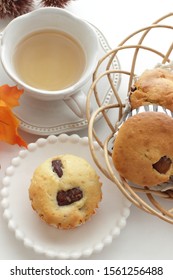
[13,30,86,91]
[1,7,99,118]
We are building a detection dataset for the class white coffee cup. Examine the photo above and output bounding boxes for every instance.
[0,7,99,118]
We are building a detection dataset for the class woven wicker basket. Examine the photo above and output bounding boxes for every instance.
[86,13,173,224]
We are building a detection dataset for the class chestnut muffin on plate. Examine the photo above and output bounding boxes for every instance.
[29,154,102,229]
[112,111,173,187]
[129,68,173,111]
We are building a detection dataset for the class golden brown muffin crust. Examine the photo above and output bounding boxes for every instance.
[130,68,173,111]
[29,154,102,229]
[112,112,173,187]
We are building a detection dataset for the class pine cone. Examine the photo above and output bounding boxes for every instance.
[0,0,34,18]
[41,0,72,8]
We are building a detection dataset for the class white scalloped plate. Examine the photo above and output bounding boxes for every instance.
[1,134,130,259]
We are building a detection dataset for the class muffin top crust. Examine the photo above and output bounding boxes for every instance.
[112,111,173,187]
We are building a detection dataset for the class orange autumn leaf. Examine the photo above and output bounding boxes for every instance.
[0,84,24,108]
[0,100,27,147]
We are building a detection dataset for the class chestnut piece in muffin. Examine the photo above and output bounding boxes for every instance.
[130,68,173,111]
[112,111,173,187]
[29,154,102,229]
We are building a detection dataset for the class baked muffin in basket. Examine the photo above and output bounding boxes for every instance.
[129,68,173,111]
[112,110,173,187]
[29,154,102,229]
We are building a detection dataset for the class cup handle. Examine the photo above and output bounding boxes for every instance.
[64,90,89,118]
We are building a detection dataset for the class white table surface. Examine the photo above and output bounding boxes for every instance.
[0,0,173,260]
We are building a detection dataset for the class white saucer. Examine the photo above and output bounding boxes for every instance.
[0,25,120,136]
[1,134,130,259]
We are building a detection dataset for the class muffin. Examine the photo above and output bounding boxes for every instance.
[29,154,102,229]
[130,68,173,111]
[112,111,173,187]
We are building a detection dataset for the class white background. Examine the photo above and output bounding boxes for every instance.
[0,0,173,260]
